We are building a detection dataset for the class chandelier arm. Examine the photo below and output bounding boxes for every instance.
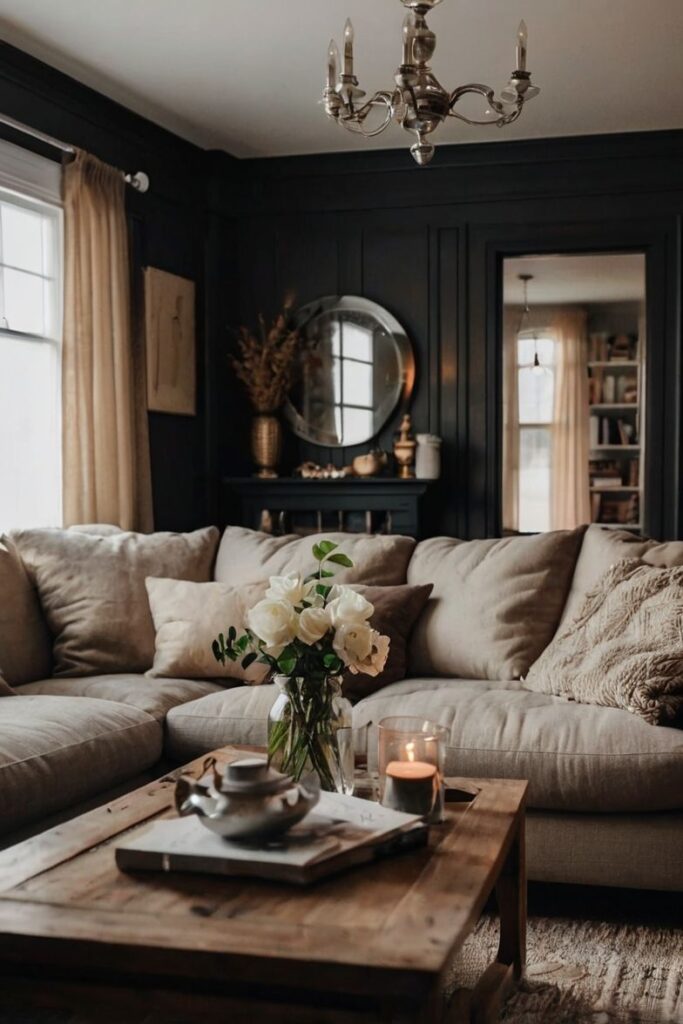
[338,92,396,137]
[448,105,522,128]
[447,82,523,126]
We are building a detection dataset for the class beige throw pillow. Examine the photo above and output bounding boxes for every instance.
[214,528,416,588]
[0,536,53,685]
[407,527,586,680]
[526,558,683,726]
[559,524,683,629]
[146,578,268,684]
[11,527,219,676]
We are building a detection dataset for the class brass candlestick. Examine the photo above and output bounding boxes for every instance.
[393,413,416,478]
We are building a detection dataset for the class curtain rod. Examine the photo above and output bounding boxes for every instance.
[0,112,150,193]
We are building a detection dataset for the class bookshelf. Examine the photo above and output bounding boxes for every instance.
[587,320,643,532]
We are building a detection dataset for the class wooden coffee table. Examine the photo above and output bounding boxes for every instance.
[0,745,526,1023]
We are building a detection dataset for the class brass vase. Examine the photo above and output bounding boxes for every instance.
[251,414,282,478]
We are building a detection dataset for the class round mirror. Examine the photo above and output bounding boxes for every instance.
[284,296,415,448]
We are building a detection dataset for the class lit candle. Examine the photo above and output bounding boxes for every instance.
[382,742,438,819]
[343,18,355,77]
[327,39,339,91]
[516,20,527,72]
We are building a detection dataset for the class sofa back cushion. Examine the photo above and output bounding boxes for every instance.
[407,527,586,680]
[11,527,219,676]
[559,524,683,629]
[214,528,416,588]
[0,537,53,685]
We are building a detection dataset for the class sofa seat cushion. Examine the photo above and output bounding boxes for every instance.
[354,679,683,813]
[407,528,586,680]
[17,674,225,722]
[0,695,162,835]
[214,528,415,589]
[165,685,279,761]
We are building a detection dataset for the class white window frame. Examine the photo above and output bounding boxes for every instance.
[516,331,555,533]
[0,137,63,530]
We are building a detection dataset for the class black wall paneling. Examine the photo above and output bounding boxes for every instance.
[206,132,683,539]
[3,35,683,538]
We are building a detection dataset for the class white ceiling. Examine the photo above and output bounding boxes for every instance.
[0,0,682,159]
[504,253,646,305]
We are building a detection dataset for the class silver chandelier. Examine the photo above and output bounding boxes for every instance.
[322,0,540,166]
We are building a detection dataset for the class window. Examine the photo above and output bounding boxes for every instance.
[516,334,555,532]
[330,315,375,443]
[0,140,63,532]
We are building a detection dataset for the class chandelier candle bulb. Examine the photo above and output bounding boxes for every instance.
[516,20,528,72]
[327,39,339,91]
[343,18,355,77]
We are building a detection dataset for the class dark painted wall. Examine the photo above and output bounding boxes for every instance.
[206,134,683,540]
[4,39,683,540]
[0,41,221,531]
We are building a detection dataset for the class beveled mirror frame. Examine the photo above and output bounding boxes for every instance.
[283,294,415,448]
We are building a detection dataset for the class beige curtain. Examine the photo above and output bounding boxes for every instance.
[502,307,520,531]
[62,150,153,531]
[550,310,590,530]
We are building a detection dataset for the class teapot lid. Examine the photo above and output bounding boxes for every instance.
[218,758,294,796]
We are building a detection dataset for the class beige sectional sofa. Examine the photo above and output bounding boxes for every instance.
[1,523,682,891]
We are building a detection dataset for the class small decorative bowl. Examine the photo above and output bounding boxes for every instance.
[175,758,319,843]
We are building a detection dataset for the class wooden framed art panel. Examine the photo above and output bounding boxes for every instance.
[144,266,196,416]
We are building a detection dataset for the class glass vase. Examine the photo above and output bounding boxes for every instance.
[268,674,354,794]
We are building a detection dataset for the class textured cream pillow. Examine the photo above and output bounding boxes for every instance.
[407,527,586,680]
[11,527,219,676]
[559,524,683,629]
[145,578,268,683]
[526,559,683,726]
[214,528,416,588]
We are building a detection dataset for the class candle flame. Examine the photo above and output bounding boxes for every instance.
[406,741,416,763]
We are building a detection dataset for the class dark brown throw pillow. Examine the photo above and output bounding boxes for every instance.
[342,583,433,702]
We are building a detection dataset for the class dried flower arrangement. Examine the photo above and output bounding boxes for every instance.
[231,300,300,414]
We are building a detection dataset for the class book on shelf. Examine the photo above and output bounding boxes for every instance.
[587,331,638,364]
[597,493,639,526]
[115,790,428,885]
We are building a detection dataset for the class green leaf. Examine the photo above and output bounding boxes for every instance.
[323,653,342,672]
[317,540,338,556]
[228,626,237,643]
[212,639,223,664]
[320,569,335,578]
[315,583,332,598]
[241,652,258,670]
[312,543,325,562]
[327,552,353,568]
[277,644,298,676]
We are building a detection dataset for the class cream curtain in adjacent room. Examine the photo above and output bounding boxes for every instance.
[62,150,153,531]
[502,307,520,532]
[550,310,590,530]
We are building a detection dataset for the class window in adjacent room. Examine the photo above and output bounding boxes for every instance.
[0,138,63,532]
[515,334,555,533]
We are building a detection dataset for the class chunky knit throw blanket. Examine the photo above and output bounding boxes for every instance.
[525,558,683,725]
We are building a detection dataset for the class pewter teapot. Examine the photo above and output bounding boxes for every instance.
[175,757,319,842]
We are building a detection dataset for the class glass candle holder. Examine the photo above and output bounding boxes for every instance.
[378,716,447,823]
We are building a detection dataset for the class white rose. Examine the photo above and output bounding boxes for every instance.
[327,587,374,628]
[265,572,307,605]
[297,606,330,645]
[358,631,391,677]
[332,622,373,667]
[247,598,298,657]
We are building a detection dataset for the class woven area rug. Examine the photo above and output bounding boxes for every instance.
[455,911,683,1024]
[2,889,682,1023]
